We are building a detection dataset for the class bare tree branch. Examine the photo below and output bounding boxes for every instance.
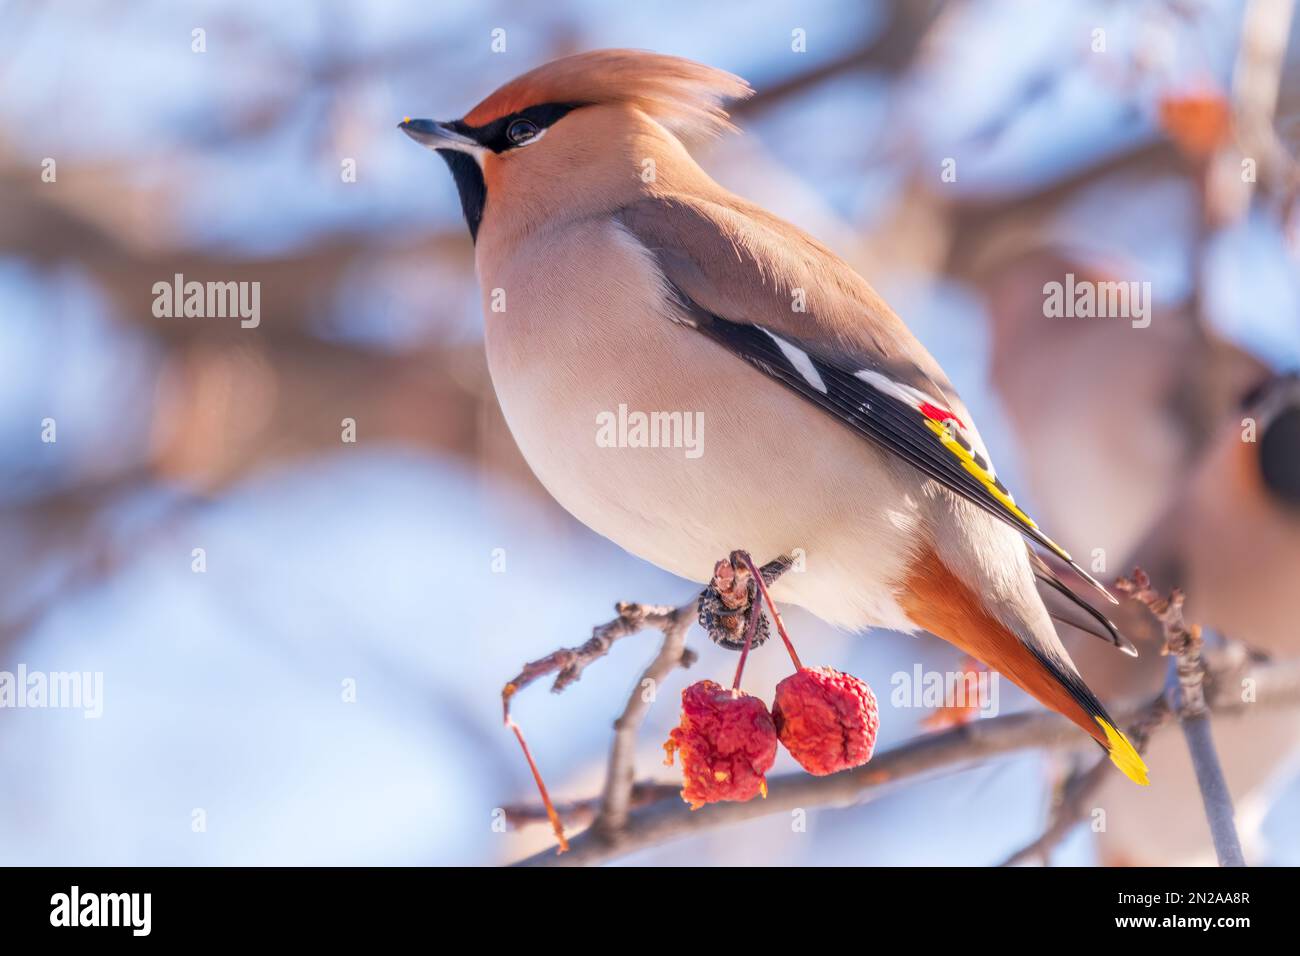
[503,783,681,832]
[501,556,792,852]
[501,601,695,714]
[593,602,698,837]
[1116,570,1247,867]
[1232,0,1299,207]
[733,0,944,116]
[999,698,1169,866]
[510,654,1300,866]
[1177,701,1247,866]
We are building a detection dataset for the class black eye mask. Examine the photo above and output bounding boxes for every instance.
[446,102,585,153]
[436,102,585,243]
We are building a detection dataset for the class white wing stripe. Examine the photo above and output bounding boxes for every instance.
[761,328,827,394]
[853,368,920,406]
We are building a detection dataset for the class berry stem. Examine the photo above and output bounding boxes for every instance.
[739,552,803,672]
[730,577,763,690]
[506,717,569,853]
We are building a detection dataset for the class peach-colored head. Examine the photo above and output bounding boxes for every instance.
[461,49,751,136]
[399,50,751,242]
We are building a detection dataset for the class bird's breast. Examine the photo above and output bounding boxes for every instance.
[476,216,922,631]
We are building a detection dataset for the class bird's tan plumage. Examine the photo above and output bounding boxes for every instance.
[464,49,752,138]
[405,49,1148,784]
[901,545,1109,748]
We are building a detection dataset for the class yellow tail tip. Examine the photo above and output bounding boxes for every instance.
[1098,718,1150,786]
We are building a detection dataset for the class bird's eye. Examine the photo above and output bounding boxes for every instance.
[507,119,540,145]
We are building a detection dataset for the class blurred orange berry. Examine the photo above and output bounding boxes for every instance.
[920,657,986,732]
[1158,89,1232,160]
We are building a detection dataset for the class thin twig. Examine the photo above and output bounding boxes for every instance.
[1001,757,1115,867]
[501,601,692,721]
[999,697,1169,866]
[593,601,698,838]
[500,556,794,850]
[503,783,681,831]
[1116,569,1247,867]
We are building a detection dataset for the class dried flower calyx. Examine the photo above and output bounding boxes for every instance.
[699,555,771,649]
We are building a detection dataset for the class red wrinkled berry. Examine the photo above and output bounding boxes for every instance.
[663,680,778,809]
[773,666,878,775]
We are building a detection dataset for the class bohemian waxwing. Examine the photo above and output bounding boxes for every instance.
[401,50,1149,785]
[1069,374,1300,862]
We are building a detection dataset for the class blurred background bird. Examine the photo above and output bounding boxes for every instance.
[3,0,1298,865]
[1060,372,1300,864]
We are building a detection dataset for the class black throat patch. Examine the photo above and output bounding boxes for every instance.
[438,150,486,242]
[438,102,584,243]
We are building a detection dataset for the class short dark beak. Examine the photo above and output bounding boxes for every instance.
[398,117,479,152]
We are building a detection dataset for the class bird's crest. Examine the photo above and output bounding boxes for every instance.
[464,49,752,139]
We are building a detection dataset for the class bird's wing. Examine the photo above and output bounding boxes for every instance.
[616,193,1116,604]
[1030,550,1136,655]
